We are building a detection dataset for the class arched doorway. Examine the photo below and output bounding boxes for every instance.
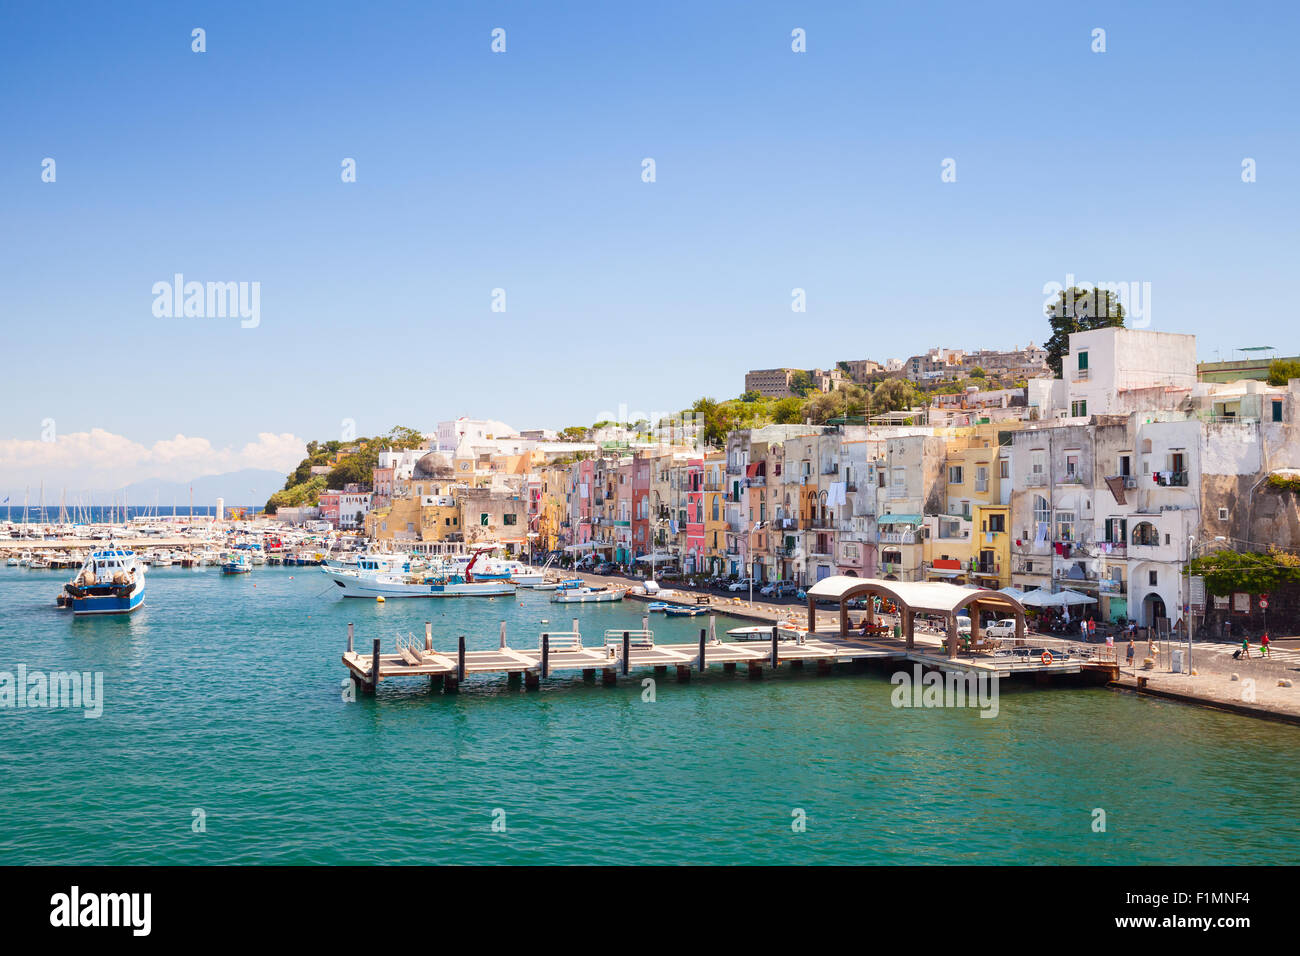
[1143,593,1166,627]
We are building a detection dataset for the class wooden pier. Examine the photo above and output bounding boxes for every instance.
[341,617,1116,695]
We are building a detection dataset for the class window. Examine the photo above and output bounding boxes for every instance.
[1149,570,1158,587]
[1033,495,1050,526]
[1071,400,1088,417]
[1031,450,1045,474]
[1273,400,1284,423]
[1218,507,1229,521]
[1065,453,1079,477]
[480,513,489,526]
[1119,454,1131,477]
[948,466,963,484]
[1077,351,1089,371]
[1056,511,1075,541]
[988,513,1005,533]
[999,458,1010,479]
[503,513,517,526]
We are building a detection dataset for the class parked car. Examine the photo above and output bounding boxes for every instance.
[594,562,618,576]
[728,578,756,592]
[657,568,682,580]
[760,580,799,598]
[985,618,1018,640]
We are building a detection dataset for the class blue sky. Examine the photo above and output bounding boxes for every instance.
[2,0,1297,489]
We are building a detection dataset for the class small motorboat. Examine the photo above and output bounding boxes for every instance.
[646,602,670,613]
[551,587,624,604]
[663,605,707,617]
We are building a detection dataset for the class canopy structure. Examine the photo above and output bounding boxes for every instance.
[804,575,1027,658]
[876,514,923,525]
[1019,587,1097,608]
[635,552,677,564]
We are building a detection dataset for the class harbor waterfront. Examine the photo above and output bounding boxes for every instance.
[1,564,1297,866]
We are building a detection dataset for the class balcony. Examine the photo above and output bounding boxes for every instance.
[1025,472,1047,487]
[1152,471,1190,488]
[879,531,917,544]
[747,475,766,487]
[887,486,908,500]
[974,479,989,493]
[726,463,743,475]
[821,464,839,476]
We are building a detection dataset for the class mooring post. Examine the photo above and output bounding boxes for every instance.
[771,625,779,668]
[642,615,649,632]
[458,634,466,682]
[500,620,507,649]
[699,627,707,671]
[347,622,354,653]
[622,630,630,675]
[370,638,381,692]
[542,633,550,678]
[709,615,716,643]
[425,621,432,651]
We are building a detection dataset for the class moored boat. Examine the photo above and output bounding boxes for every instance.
[61,548,146,615]
[550,587,624,604]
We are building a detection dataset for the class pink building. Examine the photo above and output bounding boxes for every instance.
[685,457,705,573]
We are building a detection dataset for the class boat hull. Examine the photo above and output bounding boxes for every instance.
[321,567,516,598]
[71,584,145,616]
[550,590,623,604]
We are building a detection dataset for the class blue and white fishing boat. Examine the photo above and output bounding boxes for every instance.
[58,548,146,615]
[221,551,253,574]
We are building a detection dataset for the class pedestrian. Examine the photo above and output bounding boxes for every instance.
[1080,618,1088,640]
[1088,617,1096,640]
[1126,638,1135,669]
[1241,635,1251,659]
[1261,632,1271,658]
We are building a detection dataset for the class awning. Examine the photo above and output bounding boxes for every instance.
[877,514,922,525]
[745,463,764,477]
[635,552,677,563]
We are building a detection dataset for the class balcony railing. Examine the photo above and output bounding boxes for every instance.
[887,487,908,499]
[747,475,766,487]
[1025,472,1047,487]
[821,464,839,475]
[1153,471,1190,487]
[974,479,989,493]
[879,531,917,544]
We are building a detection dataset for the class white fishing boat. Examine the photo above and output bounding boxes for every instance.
[320,549,515,599]
[58,547,146,615]
[550,587,624,604]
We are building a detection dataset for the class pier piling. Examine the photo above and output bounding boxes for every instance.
[347,622,354,654]
[698,628,706,672]
[622,631,630,676]
[458,635,466,682]
[542,634,550,678]
[676,665,691,682]
[425,621,432,652]
[370,638,380,693]
[770,627,779,668]
[500,621,507,649]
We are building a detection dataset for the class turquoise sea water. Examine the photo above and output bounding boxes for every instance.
[1,565,1297,865]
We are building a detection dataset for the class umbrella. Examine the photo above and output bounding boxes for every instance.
[998,586,1028,601]
[1057,589,1098,606]
[1016,588,1055,607]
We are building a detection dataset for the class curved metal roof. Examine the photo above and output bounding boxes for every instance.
[805,575,1026,617]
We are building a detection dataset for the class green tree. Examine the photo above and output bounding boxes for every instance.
[970,366,986,379]
[771,396,804,424]
[740,390,761,402]
[870,379,918,415]
[1267,358,1300,386]
[1044,286,1126,376]
[788,370,815,397]
[559,425,589,441]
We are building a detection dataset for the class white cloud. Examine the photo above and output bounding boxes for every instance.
[0,428,306,491]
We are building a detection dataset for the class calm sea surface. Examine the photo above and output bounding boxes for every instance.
[1,565,1297,865]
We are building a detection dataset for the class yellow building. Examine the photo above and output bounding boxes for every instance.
[366,493,461,544]
[703,452,728,574]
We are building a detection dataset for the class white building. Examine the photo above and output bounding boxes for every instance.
[338,492,371,529]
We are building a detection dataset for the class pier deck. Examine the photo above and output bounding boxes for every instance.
[342,616,1110,695]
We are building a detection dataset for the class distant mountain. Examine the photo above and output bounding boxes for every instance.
[118,469,288,507]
